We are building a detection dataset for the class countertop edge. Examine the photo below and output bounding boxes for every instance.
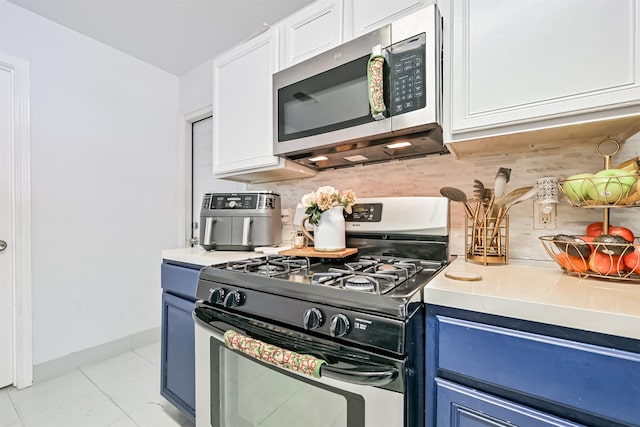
[424,286,640,341]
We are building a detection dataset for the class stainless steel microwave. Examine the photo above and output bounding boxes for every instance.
[273,5,445,170]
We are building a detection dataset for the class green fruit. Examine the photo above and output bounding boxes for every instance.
[563,173,593,202]
[586,169,635,203]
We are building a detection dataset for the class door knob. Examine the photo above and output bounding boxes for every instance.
[0,240,6,251]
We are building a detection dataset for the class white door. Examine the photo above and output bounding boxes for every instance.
[0,60,15,388]
[191,116,245,245]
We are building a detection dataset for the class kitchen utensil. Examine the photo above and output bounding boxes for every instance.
[489,186,537,247]
[473,179,485,200]
[439,187,473,217]
[470,180,488,244]
[494,167,512,198]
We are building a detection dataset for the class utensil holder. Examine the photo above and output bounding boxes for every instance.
[465,200,509,265]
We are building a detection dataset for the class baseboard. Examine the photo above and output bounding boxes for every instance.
[33,327,161,384]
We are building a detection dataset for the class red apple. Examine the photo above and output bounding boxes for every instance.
[622,247,640,273]
[608,226,635,243]
[578,235,595,253]
[586,222,605,237]
[589,251,623,275]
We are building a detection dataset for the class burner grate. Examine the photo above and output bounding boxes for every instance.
[225,256,311,278]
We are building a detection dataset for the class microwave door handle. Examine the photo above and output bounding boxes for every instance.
[241,217,252,246]
[368,44,387,121]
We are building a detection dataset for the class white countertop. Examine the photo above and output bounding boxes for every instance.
[426,258,640,340]
[162,248,640,341]
[161,247,267,267]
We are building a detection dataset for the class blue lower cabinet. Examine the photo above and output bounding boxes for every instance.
[162,292,195,419]
[161,262,201,422]
[426,306,640,427]
[436,379,583,427]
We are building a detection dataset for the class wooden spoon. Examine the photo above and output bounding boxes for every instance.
[489,186,537,248]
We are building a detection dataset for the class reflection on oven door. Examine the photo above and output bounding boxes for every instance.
[194,321,404,427]
[218,348,354,427]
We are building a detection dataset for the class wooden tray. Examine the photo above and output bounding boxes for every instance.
[278,247,358,258]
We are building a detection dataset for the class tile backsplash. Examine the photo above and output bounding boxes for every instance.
[251,133,640,261]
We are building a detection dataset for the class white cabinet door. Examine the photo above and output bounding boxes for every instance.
[213,29,280,175]
[281,0,344,68]
[446,0,640,140]
[351,0,430,37]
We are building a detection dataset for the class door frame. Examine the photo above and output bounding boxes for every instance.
[0,53,33,388]
[178,105,213,247]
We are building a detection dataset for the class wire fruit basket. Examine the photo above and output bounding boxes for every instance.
[559,174,640,207]
[539,235,640,283]
[558,140,640,208]
[541,139,640,283]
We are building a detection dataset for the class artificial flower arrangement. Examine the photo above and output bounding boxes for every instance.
[301,186,357,226]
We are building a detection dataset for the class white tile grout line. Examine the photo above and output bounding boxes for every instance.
[78,366,142,427]
[6,388,26,427]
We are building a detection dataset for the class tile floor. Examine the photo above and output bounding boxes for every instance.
[0,342,194,427]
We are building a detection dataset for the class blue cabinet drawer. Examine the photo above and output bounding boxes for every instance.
[436,315,640,426]
[161,263,200,299]
[436,378,583,427]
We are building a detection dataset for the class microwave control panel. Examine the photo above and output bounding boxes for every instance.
[202,193,278,210]
[388,33,427,116]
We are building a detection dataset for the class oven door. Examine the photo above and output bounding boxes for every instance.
[193,305,405,427]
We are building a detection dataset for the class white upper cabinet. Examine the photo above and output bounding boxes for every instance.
[443,0,640,145]
[350,0,430,37]
[212,28,315,182]
[281,0,344,68]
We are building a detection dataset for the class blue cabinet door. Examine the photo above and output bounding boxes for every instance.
[161,291,196,420]
[436,379,584,427]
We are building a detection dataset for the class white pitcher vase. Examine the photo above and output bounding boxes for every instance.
[301,206,346,251]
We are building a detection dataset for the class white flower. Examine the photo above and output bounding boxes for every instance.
[300,186,357,225]
[301,192,316,207]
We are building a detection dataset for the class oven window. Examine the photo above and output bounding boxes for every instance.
[212,344,365,427]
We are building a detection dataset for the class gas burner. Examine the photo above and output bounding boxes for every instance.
[256,265,282,276]
[344,276,376,292]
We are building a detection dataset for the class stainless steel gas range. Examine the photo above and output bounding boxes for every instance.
[193,197,450,427]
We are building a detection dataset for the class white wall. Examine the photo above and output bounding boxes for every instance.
[179,59,213,115]
[0,0,181,365]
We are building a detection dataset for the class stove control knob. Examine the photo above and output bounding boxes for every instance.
[223,290,243,308]
[228,200,237,208]
[303,308,324,330]
[330,314,350,337]
[208,288,225,305]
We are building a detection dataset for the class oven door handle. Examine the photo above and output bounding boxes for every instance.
[320,364,398,387]
[195,315,398,387]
